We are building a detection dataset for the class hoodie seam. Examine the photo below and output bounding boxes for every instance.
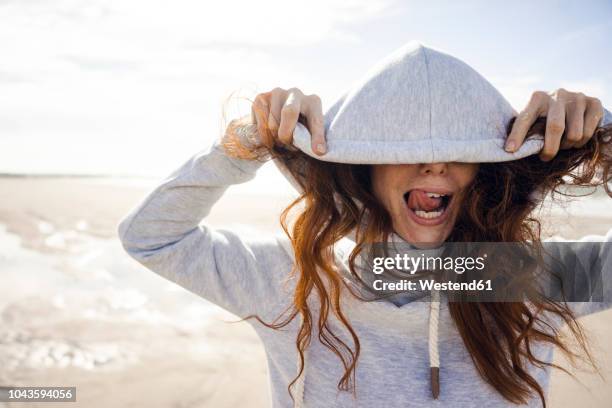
[421,46,435,162]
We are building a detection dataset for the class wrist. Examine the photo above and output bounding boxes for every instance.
[220,115,270,161]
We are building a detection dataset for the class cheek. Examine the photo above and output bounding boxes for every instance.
[443,166,478,203]
[370,169,384,199]
[457,164,479,186]
[370,167,396,208]
[374,184,396,213]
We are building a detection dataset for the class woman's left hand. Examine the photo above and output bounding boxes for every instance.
[504,88,604,161]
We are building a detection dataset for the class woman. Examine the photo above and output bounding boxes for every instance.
[118,42,612,407]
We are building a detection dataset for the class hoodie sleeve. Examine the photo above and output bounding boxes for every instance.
[566,106,612,317]
[117,137,293,320]
[543,228,612,318]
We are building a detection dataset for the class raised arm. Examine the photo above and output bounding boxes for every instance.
[543,228,612,318]
[117,128,292,320]
[118,87,327,321]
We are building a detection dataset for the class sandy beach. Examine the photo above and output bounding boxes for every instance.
[0,176,611,407]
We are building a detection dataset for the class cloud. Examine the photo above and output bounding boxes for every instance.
[0,70,36,84]
[0,0,396,176]
[59,55,141,72]
[2,0,609,177]
[0,0,397,88]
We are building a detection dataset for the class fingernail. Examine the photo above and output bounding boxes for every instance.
[505,141,515,152]
[315,143,326,154]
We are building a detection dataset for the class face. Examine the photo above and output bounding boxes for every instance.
[371,162,479,248]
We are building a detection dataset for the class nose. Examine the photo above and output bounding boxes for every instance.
[420,162,447,176]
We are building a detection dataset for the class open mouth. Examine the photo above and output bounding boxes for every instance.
[403,189,453,224]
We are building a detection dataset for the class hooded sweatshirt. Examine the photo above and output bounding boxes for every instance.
[117,41,612,407]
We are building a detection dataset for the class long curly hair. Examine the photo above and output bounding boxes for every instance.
[222,105,612,406]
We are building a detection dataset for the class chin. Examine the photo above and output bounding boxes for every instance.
[394,225,450,249]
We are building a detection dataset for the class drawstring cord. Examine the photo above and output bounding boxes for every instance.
[428,288,441,399]
[290,234,443,406]
[293,290,442,406]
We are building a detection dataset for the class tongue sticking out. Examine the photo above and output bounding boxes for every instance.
[406,189,443,212]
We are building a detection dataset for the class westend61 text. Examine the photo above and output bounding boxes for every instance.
[372,279,493,292]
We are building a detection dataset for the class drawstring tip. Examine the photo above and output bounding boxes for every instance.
[430,366,440,399]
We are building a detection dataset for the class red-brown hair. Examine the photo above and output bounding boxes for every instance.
[223,107,612,406]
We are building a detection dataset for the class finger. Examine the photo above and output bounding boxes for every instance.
[303,94,326,155]
[576,97,604,148]
[251,92,273,148]
[277,88,304,145]
[267,87,286,134]
[539,97,565,161]
[505,91,547,152]
[561,92,586,149]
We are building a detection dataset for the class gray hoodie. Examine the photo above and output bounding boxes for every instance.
[118,42,612,407]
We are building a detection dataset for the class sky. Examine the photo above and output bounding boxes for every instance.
[1,0,611,193]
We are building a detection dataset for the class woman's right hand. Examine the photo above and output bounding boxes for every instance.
[251,87,327,156]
